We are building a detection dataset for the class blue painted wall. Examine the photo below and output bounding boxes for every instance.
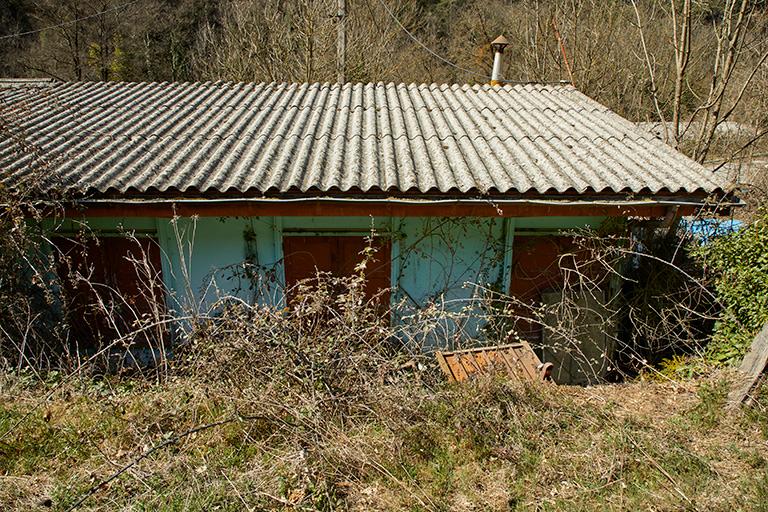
[48,214,607,345]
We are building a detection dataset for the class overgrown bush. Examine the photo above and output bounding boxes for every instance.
[0,116,68,370]
[513,223,720,379]
[616,223,717,371]
[175,266,433,412]
[695,209,768,364]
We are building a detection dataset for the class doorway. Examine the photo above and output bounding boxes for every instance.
[282,235,391,306]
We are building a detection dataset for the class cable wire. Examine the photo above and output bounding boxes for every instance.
[372,0,490,80]
[0,0,142,41]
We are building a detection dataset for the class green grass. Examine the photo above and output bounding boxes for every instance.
[1,373,767,511]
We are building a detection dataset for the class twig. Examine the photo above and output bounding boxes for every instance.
[625,434,693,505]
[221,469,253,511]
[66,417,235,511]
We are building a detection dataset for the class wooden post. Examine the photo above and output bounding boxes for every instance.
[727,322,768,408]
[336,0,346,84]
[660,205,681,237]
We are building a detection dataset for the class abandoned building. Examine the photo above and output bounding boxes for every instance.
[0,62,729,382]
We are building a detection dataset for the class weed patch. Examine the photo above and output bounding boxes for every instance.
[2,375,766,510]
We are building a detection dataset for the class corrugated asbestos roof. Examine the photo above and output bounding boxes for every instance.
[0,80,724,197]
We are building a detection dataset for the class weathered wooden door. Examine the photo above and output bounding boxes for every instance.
[541,289,614,385]
[509,236,576,341]
[53,236,166,350]
[282,236,391,305]
[509,235,615,384]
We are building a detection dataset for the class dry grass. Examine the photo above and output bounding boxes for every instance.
[0,239,766,511]
[1,370,767,511]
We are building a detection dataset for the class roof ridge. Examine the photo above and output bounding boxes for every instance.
[6,102,607,115]
[0,79,572,90]
[0,78,57,88]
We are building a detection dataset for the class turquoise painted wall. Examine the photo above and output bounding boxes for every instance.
[46,214,607,345]
[392,217,507,348]
[156,217,252,314]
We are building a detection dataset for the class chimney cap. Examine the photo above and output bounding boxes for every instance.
[490,35,510,51]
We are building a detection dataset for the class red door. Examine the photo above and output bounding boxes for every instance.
[283,236,391,306]
[509,236,575,341]
[509,235,598,341]
[53,236,167,350]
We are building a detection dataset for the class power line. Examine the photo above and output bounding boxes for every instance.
[0,0,142,41]
[372,0,490,80]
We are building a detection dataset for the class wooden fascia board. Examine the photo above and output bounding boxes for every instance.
[57,200,702,218]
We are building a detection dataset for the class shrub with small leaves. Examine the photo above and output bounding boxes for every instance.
[694,209,768,364]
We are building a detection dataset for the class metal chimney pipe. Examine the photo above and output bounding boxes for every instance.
[490,35,509,86]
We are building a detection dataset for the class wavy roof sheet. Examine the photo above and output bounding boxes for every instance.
[0,80,724,197]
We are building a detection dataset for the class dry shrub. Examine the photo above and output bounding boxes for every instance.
[0,214,730,387]
[175,269,433,414]
[551,224,721,377]
[0,100,71,372]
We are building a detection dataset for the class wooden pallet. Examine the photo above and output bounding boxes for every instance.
[435,342,553,383]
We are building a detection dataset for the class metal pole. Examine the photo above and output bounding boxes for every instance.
[336,0,346,84]
[490,50,503,85]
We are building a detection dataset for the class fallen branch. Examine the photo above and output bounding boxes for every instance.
[66,417,235,511]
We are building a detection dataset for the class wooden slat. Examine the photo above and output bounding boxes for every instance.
[447,355,470,382]
[519,341,542,380]
[497,350,526,381]
[465,352,484,375]
[474,350,488,369]
[503,346,537,381]
[493,350,522,383]
[477,350,496,376]
[455,354,477,381]
[434,351,455,382]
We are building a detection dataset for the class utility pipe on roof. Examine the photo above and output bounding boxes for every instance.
[490,35,510,86]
